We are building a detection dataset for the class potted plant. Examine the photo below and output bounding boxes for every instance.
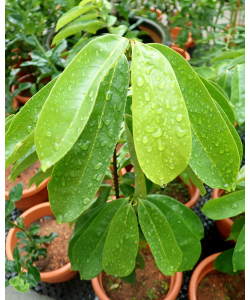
[5,184,78,287]
[6,21,242,298]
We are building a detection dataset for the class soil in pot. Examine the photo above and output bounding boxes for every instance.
[196,270,245,300]
[24,215,74,272]
[151,177,190,204]
[5,161,41,191]
[102,247,171,300]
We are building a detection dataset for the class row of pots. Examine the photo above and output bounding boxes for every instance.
[5,200,224,300]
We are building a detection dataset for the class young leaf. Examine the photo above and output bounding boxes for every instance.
[9,183,23,202]
[233,225,245,271]
[5,78,58,168]
[5,201,15,217]
[71,199,127,280]
[231,64,245,125]
[150,44,241,190]
[29,167,53,188]
[132,42,192,186]
[138,199,182,275]
[227,216,245,241]
[198,74,235,125]
[103,204,139,276]
[48,54,129,223]
[182,165,206,196]
[214,249,242,276]
[202,189,245,220]
[9,277,30,293]
[13,245,20,261]
[120,183,135,197]
[36,35,129,172]
[148,194,203,271]
[9,146,38,181]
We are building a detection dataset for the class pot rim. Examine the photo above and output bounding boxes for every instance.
[170,45,191,61]
[92,271,183,300]
[188,253,221,300]
[5,202,74,280]
[212,189,233,227]
[5,177,50,200]
[10,74,34,103]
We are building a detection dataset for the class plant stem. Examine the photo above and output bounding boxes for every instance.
[230,0,241,48]
[32,34,58,73]
[113,147,119,199]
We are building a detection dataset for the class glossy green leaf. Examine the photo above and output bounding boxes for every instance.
[90,185,112,209]
[193,66,216,79]
[233,225,245,271]
[36,35,129,172]
[150,44,240,190]
[120,268,136,284]
[9,146,38,181]
[214,249,242,276]
[227,216,245,241]
[5,78,58,168]
[110,25,128,36]
[148,194,203,271]
[5,201,15,217]
[52,20,104,45]
[217,69,233,97]
[125,114,147,199]
[198,74,235,125]
[103,204,139,276]
[138,199,182,275]
[182,165,206,196]
[79,0,93,6]
[209,81,231,103]
[5,115,15,133]
[71,199,127,279]
[48,54,129,223]
[120,183,134,197]
[9,183,23,202]
[28,167,53,189]
[55,5,97,32]
[202,189,245,220]
[231,63,245,125]
[211,49,245,63]
[132,42,191,185]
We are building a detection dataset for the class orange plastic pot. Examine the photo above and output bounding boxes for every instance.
[6,202,78,283]
[188,253,221,300]
[170,45,190,61]
[92,271,183,300]
[212,189,233,242]
[184,179,200,209]
[5,178,50,212]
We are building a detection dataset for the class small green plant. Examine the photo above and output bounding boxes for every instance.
[161,281,169,293]
[5,184,58,292]
[146,287,157,300]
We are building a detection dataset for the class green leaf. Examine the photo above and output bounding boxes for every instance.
[5,115,15,134]
[227,216,245,241]
[9,146,38,181]
[198,74,235,125]
[27,265,41,283]
[120,183,134,197]
[209,81,231,103]
[5,201,15,217]
[9,183,23,202]
[148,194,203,271]
[138,199,182,275]
[55,5,97,32]
[125,115,147,199]
[13,245,20,260]
[214,249,242,275]
[150,44,241,190]
[90,185,112,209]
[182,165,206,196]
[5,78,58,168]
[120,268,136,284]
[231,64,245,125]
[193,66,216,79]
[29,167,53,189]
[8,14,24,29]
[79,0,93,6]
[132,42,192,185]
[106,15,117,27]
[71,199,127,279]
[233,225,245,271]
[28,223,40,235]
[110,25,128,36]
[9,277,30,293]
[52,19,104,45]
[217,69,233,97]
[103,204,139,276]
[202,189,245,220]
[36,35,129,172]
[48,54,129,223]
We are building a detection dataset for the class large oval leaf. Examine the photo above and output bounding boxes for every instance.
[138,199,182,275]
[35,35,129,172]
[48,54,129,223]
[103,204,139,276]
[147,194,203,271]
[70,199,127,280]
[202,189,245,220]
[132,42,192,185]
[5,78,58,168]
[150,44,241,190]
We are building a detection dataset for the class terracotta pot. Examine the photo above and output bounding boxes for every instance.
[92,271,183,300]
[170,45,190,61]
[183,178,200,209]
[11,74,34,104]
[5,178,50,212]
[6,202,78,283]
[212,189,233,242]
[170,25,195,51]
[188,253,221,300]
